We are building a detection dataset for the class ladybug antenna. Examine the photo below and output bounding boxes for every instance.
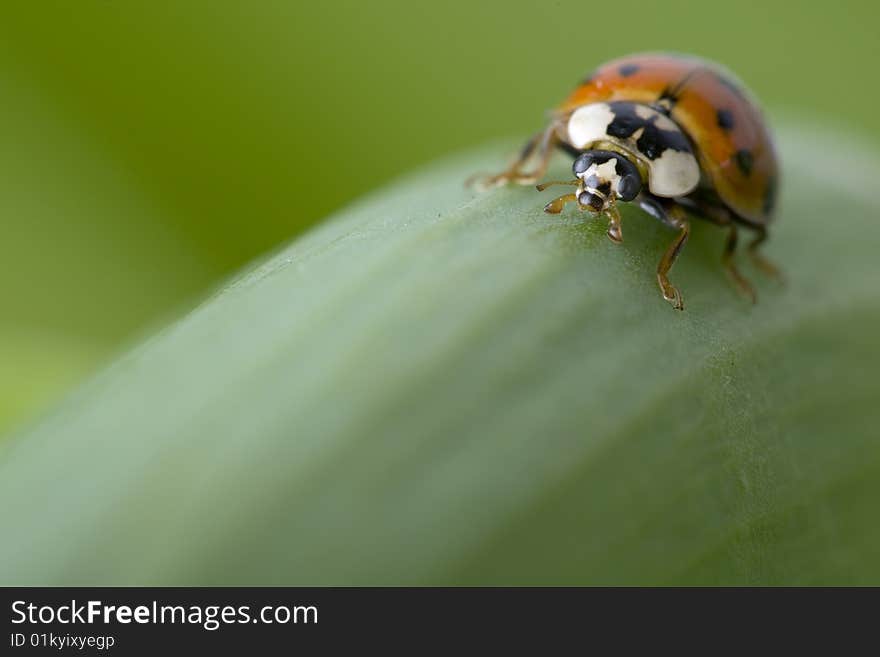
[535,179,579,192]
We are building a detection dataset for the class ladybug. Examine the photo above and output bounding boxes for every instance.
[475,53,780,310]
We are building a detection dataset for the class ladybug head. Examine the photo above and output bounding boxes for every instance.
[571,150,643,213]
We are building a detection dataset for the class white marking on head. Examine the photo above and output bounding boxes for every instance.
[591,159,619,182]
[578,159,621,193]
[578,159,624,209]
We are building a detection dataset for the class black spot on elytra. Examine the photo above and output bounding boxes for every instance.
[605,101,692,161]
[619,64,639,77]
[716,109,735,131]
[763,176,777,214]
[734,149,754,176]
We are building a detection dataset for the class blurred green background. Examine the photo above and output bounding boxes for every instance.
[1,0,877,436]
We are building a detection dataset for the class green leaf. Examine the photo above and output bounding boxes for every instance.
[0,328,101,437]
[1,120,879,585]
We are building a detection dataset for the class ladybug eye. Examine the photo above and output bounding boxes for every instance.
[572,153,593,176]
[617,173,642,201]
[586,192,605,211]
[577,190,605,211]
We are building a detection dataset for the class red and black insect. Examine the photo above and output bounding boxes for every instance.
[474,53,780,309]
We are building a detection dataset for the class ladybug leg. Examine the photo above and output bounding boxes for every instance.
[747,226,784,282]
[535,180,581,214]
[542,193,579,214]
[636,195,690,309]
[720,223,757,304]
[657,217,690,311]
[679,198,760,302]
[605,204,624,243]
[468,121,563,190]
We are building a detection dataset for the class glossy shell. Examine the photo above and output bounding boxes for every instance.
[556,53,778,225]
[567,101,701,198]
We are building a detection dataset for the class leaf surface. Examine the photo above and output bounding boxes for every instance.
[1,121,878,585]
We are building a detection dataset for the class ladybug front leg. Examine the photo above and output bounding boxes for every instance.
[657,219,690,311]
[637,195,691,310]
[469,120,564,190]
